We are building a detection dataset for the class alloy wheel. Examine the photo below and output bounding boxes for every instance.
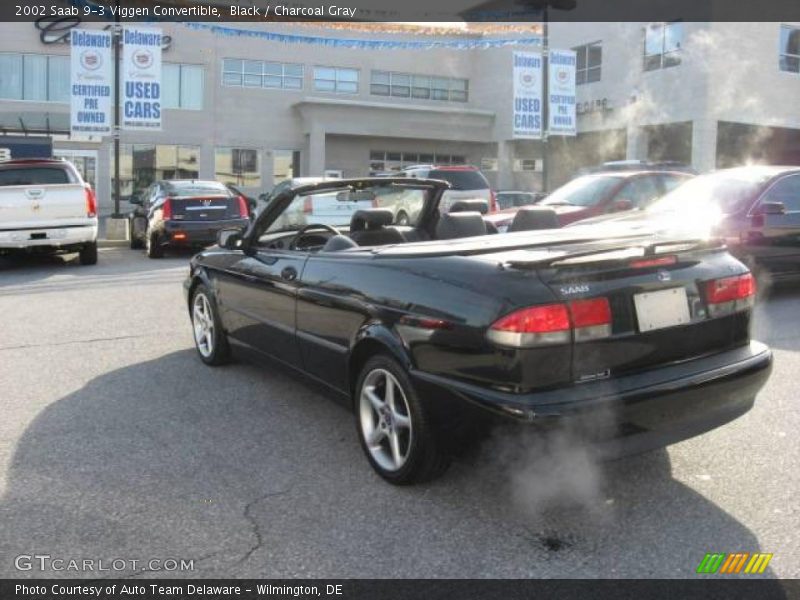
[192,293,215,358]
[359,368,413,472]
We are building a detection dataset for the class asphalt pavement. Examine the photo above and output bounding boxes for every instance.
[0,247,798,579]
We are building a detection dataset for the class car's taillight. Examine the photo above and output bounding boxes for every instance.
[569,297,612,341]
[85,186,97,218]
[489,190,498,213]
[704,273,756,317]
[162,198,172,220]
[237,195,249,218]
[303,197,313,214]
[487,297,612,347]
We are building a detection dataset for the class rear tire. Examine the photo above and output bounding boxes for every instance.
[79,241,98,265]
[396,211,410,226]
[191,284,231,366]
[129,218,144,249]
[146,230,164,259]
[354,355,450,485]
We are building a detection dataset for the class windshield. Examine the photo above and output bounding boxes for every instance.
[265,184,428,234]
[648,171,769,215]
[0,167,72,186]
[541,175,622,207]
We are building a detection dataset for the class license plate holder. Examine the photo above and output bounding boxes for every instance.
[634,287,690,332]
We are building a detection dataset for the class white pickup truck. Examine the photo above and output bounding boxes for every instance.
[0,159,98,265]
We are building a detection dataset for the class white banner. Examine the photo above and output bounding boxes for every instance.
[122,26,162,131]
[548,49,577,136]
[512,51,543,139]
[70,29,113,137]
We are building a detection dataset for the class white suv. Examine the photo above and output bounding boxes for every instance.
[0,158,98,264]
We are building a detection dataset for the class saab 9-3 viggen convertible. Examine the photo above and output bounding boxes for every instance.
[183,177,772,484]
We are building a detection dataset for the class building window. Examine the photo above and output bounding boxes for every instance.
[215,148,261,187]
[780,25,800,73]
[574,42,602,84]
[0,53,69,102]
[113,144,200,201]
[222,59,304,90]
[644,22,683,71]
[369,150,466,174]
[370,71,468,102]
[161,64,204,110]
[314,67,359,93]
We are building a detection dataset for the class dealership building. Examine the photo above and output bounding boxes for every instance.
[1,20,800,213]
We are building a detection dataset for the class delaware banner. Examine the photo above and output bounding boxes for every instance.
[512,51,543,139]
[122,26,163,131]
[69,28,113,137]
[547,49,577,136]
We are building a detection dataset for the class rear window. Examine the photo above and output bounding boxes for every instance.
[0,166,71,186]
[428,169,489,191]
[166,182,230,197]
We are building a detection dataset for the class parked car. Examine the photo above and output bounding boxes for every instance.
[128,179,250,258]
[0,158,98,265]
[570,166,800,279]
[580,160,698,175]
[537,170,693,227]
[401,165,497,213]
[183,177,771,484]
[225,183,257,217]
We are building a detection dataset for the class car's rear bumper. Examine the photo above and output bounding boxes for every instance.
[0,223,97,249]
[411,341,772,452]
[162,219,249,246]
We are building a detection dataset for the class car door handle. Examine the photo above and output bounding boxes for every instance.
[280,266,298,281]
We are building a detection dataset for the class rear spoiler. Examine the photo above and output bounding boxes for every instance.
[503,237,726,270]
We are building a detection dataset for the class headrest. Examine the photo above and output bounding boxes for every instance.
[435,212,487,240]
[509,207,559,232]
[449,199,489,215]
[350,208,394,231]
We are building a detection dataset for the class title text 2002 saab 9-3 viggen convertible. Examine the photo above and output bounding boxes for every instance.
[183,177,772,484]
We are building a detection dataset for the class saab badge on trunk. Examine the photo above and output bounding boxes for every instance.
[657,270,672,282]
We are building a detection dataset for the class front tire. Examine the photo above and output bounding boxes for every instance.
[191,284,231,366]
[79,241,98,265]
[395,211,410,226]
[355,355,450,484]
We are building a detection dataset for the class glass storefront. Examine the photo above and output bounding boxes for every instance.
[113,144,200,201]
[215,147,261,187]
[53,149,97,189]
[273,149,300,186]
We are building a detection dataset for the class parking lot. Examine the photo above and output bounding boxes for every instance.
[0,246,798,579]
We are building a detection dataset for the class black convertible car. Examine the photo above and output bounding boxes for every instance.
[184,177,772,484]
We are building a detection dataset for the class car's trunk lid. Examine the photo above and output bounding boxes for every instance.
[168,195,240,221]
[502,238,751,383]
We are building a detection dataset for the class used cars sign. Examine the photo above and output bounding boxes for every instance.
[122,26,162,131]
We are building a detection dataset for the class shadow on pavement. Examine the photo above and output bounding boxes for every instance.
[0,348,780,579]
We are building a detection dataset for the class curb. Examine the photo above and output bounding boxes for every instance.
[98,239,130,248]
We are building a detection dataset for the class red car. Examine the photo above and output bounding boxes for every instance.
[487,170,692,231]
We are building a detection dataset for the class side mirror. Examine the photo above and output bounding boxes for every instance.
[612,198,633,212]
[129,194,142,205]
[758,201,786,215]
[217,228,244,250]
